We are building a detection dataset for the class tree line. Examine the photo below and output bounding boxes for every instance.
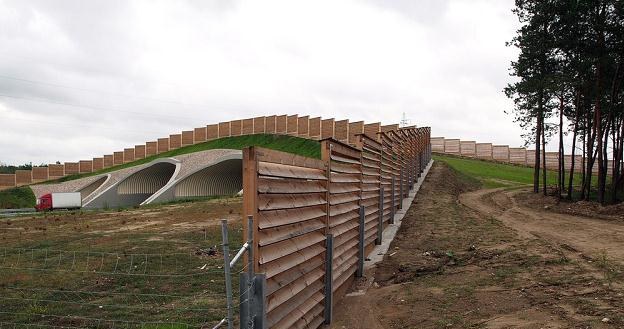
[505,0,623,204]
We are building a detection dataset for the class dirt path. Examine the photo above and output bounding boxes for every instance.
[460,188,624,264]
[332,161,624,328]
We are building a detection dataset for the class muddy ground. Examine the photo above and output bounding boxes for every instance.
[333,162,624,329]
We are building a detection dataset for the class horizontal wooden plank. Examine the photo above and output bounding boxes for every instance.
[329,192,360,205]
[259,161,326,180]
[330,172,360,183]
[331,161,361,174]
[258,177,327,194]
[361,184,380,192]
[362,167,379,176]
[259,218,325,247]
[262,243,325,278]
[267,266,325,313]
[256,147,325,170]
[290,304,324,329]
[329,209,359,228]
[259,232,326,264]
[267,255,324,296]
[362,176,380,184]
[258,193,326,211]
[332,262,357,293]
[258,205,327,229]
[272,290,324,329]
[330,201,359,217]
[334,229,359,249]
[267,282,324,328]
[329,182,360,194]
[327,141,361,160]
[331,153,360,165]
[330,219,359,238]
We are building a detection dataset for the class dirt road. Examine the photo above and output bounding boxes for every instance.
[461,188,624,265]
[332,162,623,328]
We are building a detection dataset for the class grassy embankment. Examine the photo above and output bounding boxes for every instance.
[434,154,585,188]
[0,134,321,209]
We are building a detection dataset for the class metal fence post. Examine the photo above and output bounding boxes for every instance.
[356,206,365,277]
[399,170,404,208]
[324,234,334,324]
[376,188,384,245]
[246,215,254,329]
[220,220,234,329]
[253,274,267,329]
[390,178,395,225]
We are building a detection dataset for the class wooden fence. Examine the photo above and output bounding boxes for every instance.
[1,115,417,191]
[431,136,612,176]
[242,126,431,328]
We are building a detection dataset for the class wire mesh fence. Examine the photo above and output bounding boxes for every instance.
[0,227,244,328]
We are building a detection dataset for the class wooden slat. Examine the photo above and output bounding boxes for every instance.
[330,161,361,174]
[267,255,324,295]
[270,290,324,329]
[329,210,359,228]
[268,283,324,328]
[330,154,360,165]
[262,243,325,278]
[258,206,326,229]
[259,218,325,246]
[259,232,325,264]
[256,147,325,170]
[259,161,326,180]
[329,183,360,194]
[267,267,325,312]
[258,193,326,210]
[330,172,360,183]
[258,177,327,194]
[329,192,360,205]
[329,201,359,217]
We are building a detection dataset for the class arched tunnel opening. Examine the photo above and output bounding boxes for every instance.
[78,176,108,200]
[115,162,177,207]
[174,159,242,199]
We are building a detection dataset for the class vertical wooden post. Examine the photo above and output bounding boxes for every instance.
[242,147,259,273]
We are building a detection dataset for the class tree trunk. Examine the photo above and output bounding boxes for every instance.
[558,94,565,199]
[568,90,580,200]
[534,102,543,194]
[542,116,548,196]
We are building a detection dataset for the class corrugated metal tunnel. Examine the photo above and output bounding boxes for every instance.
[116,162,176,206]
[173,159,242,198]
[78,175,108,200]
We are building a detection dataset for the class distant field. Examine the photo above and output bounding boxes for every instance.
[433,154,584,188]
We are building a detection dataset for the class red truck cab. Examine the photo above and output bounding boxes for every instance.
[35,193,53,212]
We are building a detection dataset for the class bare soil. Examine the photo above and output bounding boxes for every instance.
[333,162,624,328]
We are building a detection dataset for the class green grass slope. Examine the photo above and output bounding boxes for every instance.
[434,154,585,188]
[0,186,36,208]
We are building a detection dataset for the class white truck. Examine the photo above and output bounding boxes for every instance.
[35,192,82,211]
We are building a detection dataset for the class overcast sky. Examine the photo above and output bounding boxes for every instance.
[0,0,525,165]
